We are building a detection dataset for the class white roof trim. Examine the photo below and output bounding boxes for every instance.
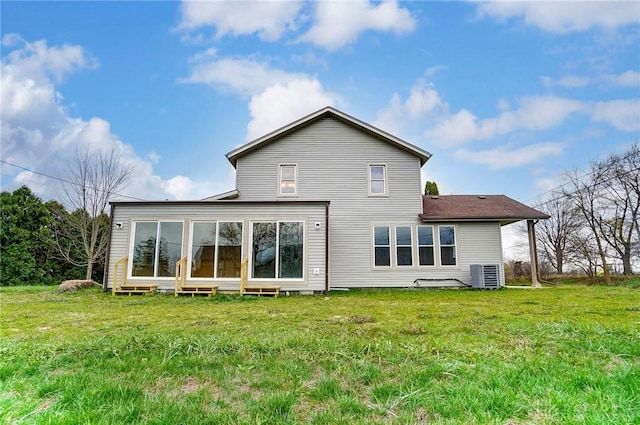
[226,106,432,167]
[201,189,239,201]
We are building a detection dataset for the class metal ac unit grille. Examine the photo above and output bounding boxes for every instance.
[470,264,501,289]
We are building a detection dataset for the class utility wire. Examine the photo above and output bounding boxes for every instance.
[0,159,146,201]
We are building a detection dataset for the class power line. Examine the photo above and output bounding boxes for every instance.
[0,159,146,201]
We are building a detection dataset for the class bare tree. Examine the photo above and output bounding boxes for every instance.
[534,193,582,274]
[600,143,639,275]
[55,149,133,281]
[563,163,612,284]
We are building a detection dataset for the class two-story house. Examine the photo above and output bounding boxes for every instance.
[104,107,548,293]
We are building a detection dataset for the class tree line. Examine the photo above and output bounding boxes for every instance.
[0,151,132,286]
[533,142,639,282]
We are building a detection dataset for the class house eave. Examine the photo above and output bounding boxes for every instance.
[419,216,548,226]
[226,106,432,168]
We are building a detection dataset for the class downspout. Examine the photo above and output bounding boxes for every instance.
[527,219,542,288]
[103,204,115,292]
[324,201,330,295]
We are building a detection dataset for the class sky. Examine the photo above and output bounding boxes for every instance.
[1,1,639,257]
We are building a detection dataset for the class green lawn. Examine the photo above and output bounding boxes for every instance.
[1,284,639,424]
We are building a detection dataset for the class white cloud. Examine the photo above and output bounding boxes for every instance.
[426,96,583,146]
[179,50,307,96]
[541,70,640,89]
[454,142,565,169]
[178,0,304,41]
[2,33,98,83]
[541,75,591,88]
[247,79,336,141]
[589,99,640,131]
[0,35,205,202]
[299,0,416,50]
[476,1,640,34]
[375,81,444,135]
[162,175,196,200]
[602,70,640,87]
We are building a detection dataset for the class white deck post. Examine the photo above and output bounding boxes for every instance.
[527,220,542,288]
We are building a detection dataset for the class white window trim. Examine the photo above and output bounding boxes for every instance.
[368,164,388,196]
[394,226,413,267]
[437,225,458,267]
[416,225,436,268]
[128,220,184,279]
[250,220,305,281]
[278,164,298,197]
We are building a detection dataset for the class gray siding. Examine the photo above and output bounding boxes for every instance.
[234,116,428,287]
[107,202,327,293]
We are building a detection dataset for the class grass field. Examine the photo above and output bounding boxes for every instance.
[1,283,639,424]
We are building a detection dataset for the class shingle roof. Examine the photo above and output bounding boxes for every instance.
[226,106,432,167]
[421,195,549,225]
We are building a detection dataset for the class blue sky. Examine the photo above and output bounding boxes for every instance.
[2,1,639,213]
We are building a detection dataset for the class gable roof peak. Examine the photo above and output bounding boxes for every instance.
[226,106,431,167]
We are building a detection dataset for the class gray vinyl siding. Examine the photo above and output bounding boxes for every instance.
[234,116,426,287]
[107,202,327,293]
[233,117,504,288]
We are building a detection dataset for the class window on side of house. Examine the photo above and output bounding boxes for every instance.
[190,222,217,278]
[417,226,435,266]
[252,221,304,279]
[217,222,243,278]
[438,225,457,266]
[369,164,386,196]
[131,221,184,278]
[395,226,413,266]
[373,226,391,267]
[279,164,297,196]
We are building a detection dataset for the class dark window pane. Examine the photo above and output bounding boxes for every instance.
[396,226,412,246]
[253,222,276,278]
[418,226,433,245]
[397,246,412,266]
[419,247,434,266]
[374,247,391,266]
[439,226,455,245]
[374,226,389,245]
[441,246,456,266]
[132,222,157,277]
[157,222,183,277]
[279,222,303,278]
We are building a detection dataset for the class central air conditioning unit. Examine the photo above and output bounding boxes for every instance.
[470,264,502,289]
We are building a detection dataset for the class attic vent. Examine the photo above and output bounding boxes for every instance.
[478,195,486,199]
[470,264,502,289]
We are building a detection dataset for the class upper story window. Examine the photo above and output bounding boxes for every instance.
[439,225,457,266]
[279,164,297,196]
[369,164,387,196]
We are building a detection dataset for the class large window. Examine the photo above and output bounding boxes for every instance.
[132,221,184,277]
[373,226,391,267]
[439,225,457,266]
[395,226,413,266]
[417,226,435,266]
[191,222,217,277]
[279,165,297,195]
[190,221,243,278]
[369,164,386,195]
[217,222,243,277]
[252,221,304,279]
